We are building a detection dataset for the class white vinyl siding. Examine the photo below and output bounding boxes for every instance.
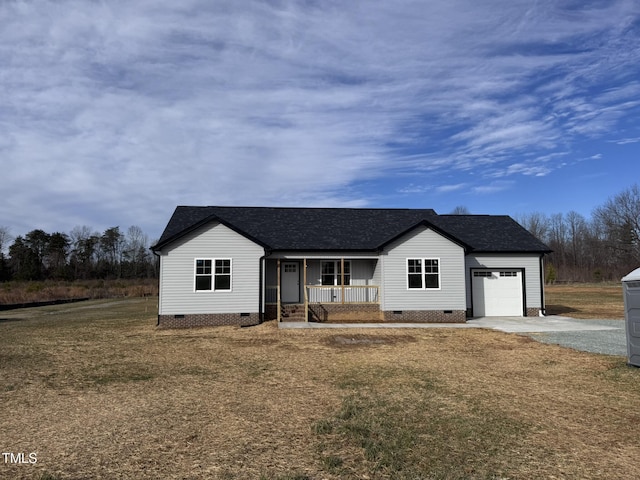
[381,226,465,311]
[157,222,263,315]
[466,254,543,311]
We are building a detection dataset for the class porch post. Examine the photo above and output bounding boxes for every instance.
[341,257,345,305]
[277,259,281,323]
[303,258,308,322]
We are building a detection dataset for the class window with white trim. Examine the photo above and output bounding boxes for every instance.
[214,259,231,290]
[195,258,231,291]
[321,260,351,285]
[407,258,440,289]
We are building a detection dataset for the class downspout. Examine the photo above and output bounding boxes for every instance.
[151,248,161,326]
[539,254,546,316]
[258,253,266,323]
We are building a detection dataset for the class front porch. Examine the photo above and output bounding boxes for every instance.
[266,301,383,323]
[265,257,381,323]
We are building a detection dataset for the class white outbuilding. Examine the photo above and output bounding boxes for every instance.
[622,267,640,367]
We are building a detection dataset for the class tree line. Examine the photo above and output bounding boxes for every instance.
[516,183,640,282]
[0,225,157,282]
[1,183,638,284]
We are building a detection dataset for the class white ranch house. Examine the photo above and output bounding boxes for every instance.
[151,207,551,328]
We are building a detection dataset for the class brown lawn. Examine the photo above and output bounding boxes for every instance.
[545,282,624,319]
[0,291,638,479]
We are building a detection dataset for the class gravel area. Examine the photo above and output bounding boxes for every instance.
[523,319,627,357]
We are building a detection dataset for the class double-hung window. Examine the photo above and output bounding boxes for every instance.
[407,258,440,289]
[321,260,351,285]
[214,259,231,290]
[195,258,231,291]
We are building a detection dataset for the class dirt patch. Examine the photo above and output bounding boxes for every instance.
[226,337,281,347]
[324,333,417,348]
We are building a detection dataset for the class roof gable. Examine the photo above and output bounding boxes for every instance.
[378,219,470,251]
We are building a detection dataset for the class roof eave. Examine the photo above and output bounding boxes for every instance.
[467,249,553,255]
[152,214,272,252]
[151,215,218,252]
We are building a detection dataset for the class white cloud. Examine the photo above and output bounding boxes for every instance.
[1,0,639,236]
[613,137,640,145]
[472,181,515,195]
[490,163,553,178]
[436,183,468,193]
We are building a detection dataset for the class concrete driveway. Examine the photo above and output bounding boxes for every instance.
[281,315,628,357]
[467,315,621,333]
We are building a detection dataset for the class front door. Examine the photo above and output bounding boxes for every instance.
[281,262,300,303]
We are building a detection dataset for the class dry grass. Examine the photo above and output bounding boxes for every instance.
[0,279,158,306]
[546,282,624,319]
[1,297,639,479]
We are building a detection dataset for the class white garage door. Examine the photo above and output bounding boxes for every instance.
[472,270,523,317]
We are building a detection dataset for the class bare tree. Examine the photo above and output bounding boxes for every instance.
[450,206,470,215]
[515,212,548,242]
[593,183,640,269]
[0,226,12,280]
[547,213,568,272]
[0,226,12,255]
[124,225,150,278]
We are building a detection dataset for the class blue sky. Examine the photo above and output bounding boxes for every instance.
[1,0,640,241]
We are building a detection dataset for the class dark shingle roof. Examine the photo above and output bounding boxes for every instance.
[429,215,551,253]
[152,206,551,254]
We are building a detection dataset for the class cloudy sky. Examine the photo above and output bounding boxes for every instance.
[2,0,640,241]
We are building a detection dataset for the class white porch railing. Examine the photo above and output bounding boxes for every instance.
[306,285,379,304]
[266,285,380,304]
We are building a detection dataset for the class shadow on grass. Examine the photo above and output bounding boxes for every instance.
[0,318,23,323]
[545,304,579,315]
[0,297,91,312]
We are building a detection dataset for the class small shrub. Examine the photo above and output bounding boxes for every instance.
[322,455,343,471]
[546,264,557,284]
[594,269,603,282]
[311,419,333,434]
[260,475,311,480]
[26,282,44,293]
[39,473,63,480]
